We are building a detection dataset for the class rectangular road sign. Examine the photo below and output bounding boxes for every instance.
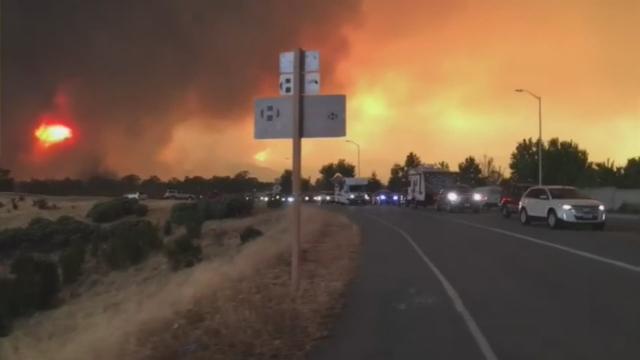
[303,72,320,95]
[255,97,293,139]
[254,95,346,139]
[303,94,345,138]
[279,51,294,73]
[304,51,320,72]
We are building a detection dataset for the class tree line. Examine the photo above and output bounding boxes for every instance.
[0,170,273,197]
[1,137,638,196]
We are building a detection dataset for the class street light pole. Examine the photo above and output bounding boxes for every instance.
[515,89,543,186]
[346,140,360,177]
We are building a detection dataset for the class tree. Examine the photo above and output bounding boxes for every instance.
[591,159,622,187]
[510,138,593,186]
[120,174,141,192]
[458,156,484,186]
[0,168,14,192]
[366,172,383,193]
[509,138,543,183]
[622,157,640,188]
[544,138,590,185]
[404,152,422,169]
[278,170,293,195]
[316,159,356,191]
[387,163,404,192]
[435,161,450,171]
[480,156,503,185]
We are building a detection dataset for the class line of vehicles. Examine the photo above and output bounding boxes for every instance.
[269,165,607,231]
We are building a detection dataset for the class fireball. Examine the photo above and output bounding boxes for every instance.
[35,124,73,147]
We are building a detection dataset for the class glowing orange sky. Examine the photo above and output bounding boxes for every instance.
[155,0,639,181]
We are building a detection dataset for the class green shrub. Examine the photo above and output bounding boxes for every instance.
[10,254,60,313]
[59,243,86,284]
[239,226,263,245]
[163,220,173,236]
[0,277,15,337]
[101,219,161,270]
[133,203,149,217]
[86,198,139,223]
[267,197,283,209]
[223,196,254,218]
[164,234,202,271]
[170,202,202,226]
[32,198,58,210]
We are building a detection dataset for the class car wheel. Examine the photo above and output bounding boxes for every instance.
[519,208,530,225]
[547,210,562,229]
[501,206,511,218]
[592,222,606,231]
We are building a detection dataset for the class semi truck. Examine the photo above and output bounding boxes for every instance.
[406,165,458,207]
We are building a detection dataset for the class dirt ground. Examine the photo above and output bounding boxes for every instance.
[0,205,360,360]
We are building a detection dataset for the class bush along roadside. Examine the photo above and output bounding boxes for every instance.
[99,219,161,270]
[86,197,148,223]
[164,234,203,271]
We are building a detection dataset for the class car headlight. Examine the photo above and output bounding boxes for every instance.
[380,195,386,200]
[562,204,572,210]
[393,195,399,201]
[349,194,355,199]
[364,194,370,200]
[472,193,482,201]
[598,204,605,211]
[325,196,330,200]
[447,192,458,201]
[304,196,309,201]
[287,197,294,203]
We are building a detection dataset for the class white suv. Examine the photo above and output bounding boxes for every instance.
[519,186,606,230]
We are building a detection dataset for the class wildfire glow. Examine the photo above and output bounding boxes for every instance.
[35,124,73,147]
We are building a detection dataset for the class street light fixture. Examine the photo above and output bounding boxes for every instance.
[515,88,543,186]
[345,139,361,177]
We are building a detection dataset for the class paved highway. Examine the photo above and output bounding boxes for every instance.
[310,206,640,360]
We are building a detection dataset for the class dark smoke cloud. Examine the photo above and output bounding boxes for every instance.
[1,0,362,178]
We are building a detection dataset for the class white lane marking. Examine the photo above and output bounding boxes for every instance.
[443,217,640,273]
[367,214,499,360]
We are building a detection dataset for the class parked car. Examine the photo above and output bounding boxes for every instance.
[473,186,502,209]
[163,189,196,200]
[123,192,148,200]
[435,185,483,212]
[518,186,606,230]
[499,183,534,218]
[315,191,334,204]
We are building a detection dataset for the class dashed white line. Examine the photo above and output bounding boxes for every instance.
[367,214,499,360]
[443,217,640,273]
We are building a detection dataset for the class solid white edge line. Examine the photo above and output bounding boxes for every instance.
[367,214,499,360]
[445,217,640,273]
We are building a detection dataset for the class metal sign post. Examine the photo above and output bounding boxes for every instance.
[291,49,303,291]
[255,48,346,293]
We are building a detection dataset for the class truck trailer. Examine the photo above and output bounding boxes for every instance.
[406,165,458,207]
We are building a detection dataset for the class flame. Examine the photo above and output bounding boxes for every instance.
[35,124,73,147]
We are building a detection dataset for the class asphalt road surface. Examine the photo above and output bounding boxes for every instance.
[309,206,640,360]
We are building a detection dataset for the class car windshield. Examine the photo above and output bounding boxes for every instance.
[349,185,366,192]
[548,188,591,199]
[453,186,472,193]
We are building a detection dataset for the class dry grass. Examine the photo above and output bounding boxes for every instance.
[0,193,180,230]
[0,206,360,360]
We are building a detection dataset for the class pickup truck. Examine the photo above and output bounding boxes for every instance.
[163,189,196,200]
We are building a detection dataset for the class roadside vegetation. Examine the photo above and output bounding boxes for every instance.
[0,199,359,360]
